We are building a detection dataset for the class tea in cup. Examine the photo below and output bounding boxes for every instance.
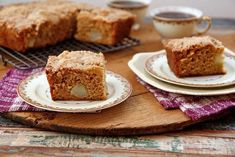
[150,6,212,38]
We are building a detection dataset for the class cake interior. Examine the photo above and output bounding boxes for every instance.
[176,44,225,77]
[50,69,107,100]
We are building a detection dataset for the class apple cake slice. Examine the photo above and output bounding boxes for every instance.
[163,36,225,77]
[45,50,107,100]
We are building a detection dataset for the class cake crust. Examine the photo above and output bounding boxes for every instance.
[163,36,225,77]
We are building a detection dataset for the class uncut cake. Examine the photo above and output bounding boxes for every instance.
[45,50,107,100]
[163,36,225,77]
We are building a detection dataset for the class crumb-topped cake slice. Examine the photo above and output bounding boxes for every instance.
[74,8,135,45]
[163,36,225,77]
[45,50,107,100]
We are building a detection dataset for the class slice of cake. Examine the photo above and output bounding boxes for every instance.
[45,50,107,100]
[74,8,135,45]
[163,36,225,77]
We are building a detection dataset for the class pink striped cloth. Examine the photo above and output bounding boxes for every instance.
[0,68,235,121]
[137,78,235,120]
[0,68,44,112]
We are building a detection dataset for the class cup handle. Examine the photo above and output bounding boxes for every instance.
[196,16,212,35]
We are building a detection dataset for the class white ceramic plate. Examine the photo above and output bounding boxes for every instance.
[128,48,235,96]
[17,71,132,112]
[145,50,235,88]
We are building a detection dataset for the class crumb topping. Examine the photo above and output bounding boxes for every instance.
[0,0,94,31]
[47,50,105,71]
[164,36,224,51]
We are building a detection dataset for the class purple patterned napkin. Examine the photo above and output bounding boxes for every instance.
[137,78,235,121]
[0,68,44,112]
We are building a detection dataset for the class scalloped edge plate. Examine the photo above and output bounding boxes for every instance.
[17,71,132,112]
[145,50,235,88]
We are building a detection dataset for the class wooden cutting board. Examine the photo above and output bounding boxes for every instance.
[1,24,235,136]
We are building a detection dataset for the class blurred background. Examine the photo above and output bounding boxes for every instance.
[1,0,235,19]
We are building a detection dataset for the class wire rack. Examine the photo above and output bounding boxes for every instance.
[0,37,140,70]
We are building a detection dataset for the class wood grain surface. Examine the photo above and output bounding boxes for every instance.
[0,115,234,156]
[1,24,235,136]
[1,22,235,156]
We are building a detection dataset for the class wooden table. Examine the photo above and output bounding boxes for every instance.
[0,21,235,156]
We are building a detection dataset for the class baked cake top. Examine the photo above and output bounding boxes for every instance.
[163,36,224,52]
[46,50,105,72]
[0,0,95,31]
[78,8,135,23]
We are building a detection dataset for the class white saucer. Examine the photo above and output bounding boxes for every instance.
[128,48,235,96]
[145,50,235,88]
[17,71,132,112]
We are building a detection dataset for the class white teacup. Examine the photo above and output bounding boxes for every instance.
[150,6,212,38]
[107,0,152,29]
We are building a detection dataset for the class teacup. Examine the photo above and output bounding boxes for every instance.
[107,0,152,29]
[150,6,212,38]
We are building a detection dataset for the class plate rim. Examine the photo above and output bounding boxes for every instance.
[128,48,235,96]
[145,50,235,88]
[17,71,132,112]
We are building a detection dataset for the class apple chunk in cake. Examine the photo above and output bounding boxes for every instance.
[45,50,107,100]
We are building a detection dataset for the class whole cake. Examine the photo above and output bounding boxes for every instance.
[163,36,225,77]
[0,0,95,52]
[45,50,107,100]
[0,1,135,52]
[74,8,135,45]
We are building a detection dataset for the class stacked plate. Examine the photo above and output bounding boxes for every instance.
[128,48,235,96]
